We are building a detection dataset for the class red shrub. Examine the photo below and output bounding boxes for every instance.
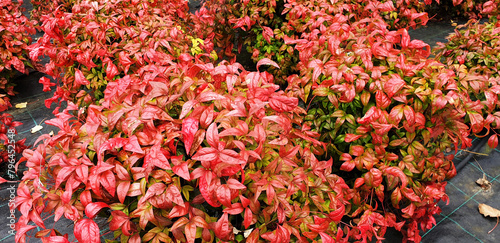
[0,0,36,111]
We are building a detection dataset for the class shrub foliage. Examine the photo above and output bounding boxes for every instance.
[13,0,500,242]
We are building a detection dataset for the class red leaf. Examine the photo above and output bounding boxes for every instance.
[227,178,246,190]
[320,232,335,243]
[39,76,56,92]
[117,181,131,204]
[256,58,280,70]
[180,100,199,119]
[403,105,415,125]
[214,213,231,240]
[198,91,225,103]
[384,167,408,187]
[469,112,484,134]
[43,236,70,243]
[139,183,166,204]
[223,203,244,215]
[173,162,191,181]
[168,204,189,218]
[345,134,362,142]
[328,203,345,221]
[354,178,365,188]
[199,171,221,207]
[358,106,379,124]
[85,202,110,219]
[100,170,116,197]
[74,219,100,243]
[182,117,199,155]
[74,69,90,86]
[308,59,324,81]
[401,187,421,202]
[171,217,189,231]
[262,26,274,43]
[144,144,171,170]
[80,190,92,208]
[216,184,232,207]
[488,134,498,148]
[219,149,246,164]
[106,62,119,80]
[269,95,298,112]
[375,91,391,109]
[185,222,197,243]
[402,203,416,217]
[192,147,218,161]
[192,216,209,228]
[391,187,402,208]
[389,104,405,124]
[244,207,253,229]
[206,122,219,148]
[384,75,405,98]
[166,184,184,206]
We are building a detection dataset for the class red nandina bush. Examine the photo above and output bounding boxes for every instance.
[435,0,500,19]
[434,18,500,147]
[0,113,26,167]
[197,0,434,85]
[28,0,204,112]
[15,55,351,242]
[16,0,483,242]
[279,3,471,240]
[0,0,36,111]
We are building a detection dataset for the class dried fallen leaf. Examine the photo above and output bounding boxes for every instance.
[479,204,500,217]
[478,203,500,233]
[15,102,28,109]
[476,174,492,190]
[31,125,43,133]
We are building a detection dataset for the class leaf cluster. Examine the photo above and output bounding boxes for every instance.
[0,0,36,111]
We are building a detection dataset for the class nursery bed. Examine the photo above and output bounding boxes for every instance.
[0,1,499,242]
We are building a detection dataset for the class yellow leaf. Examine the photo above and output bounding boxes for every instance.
[31,125,43,133]
[15,102,28,109]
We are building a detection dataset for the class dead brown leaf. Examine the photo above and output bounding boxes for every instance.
[478,203,500,233]
[479,204,500,217]
[476,174,492,190]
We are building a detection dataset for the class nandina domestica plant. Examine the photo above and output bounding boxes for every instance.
[15,55,353,242]
[434,0,500,19]
[237,0,473,241]
[434,17,500,147]
[28,0,204,112]
[15,0,482,242]
[0,113,26,168]
[0,0,36,111]
[197,0,435,86]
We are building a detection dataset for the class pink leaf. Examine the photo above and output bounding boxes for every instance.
[269,95,298,112]
[384,75,405,98]
[262,26,274,43]
[345,134,362,142]
[256,58,280,70]
[227,178,246,190]
[182,118,199,155]
[39,76,56,92]
[192,147,218,161]
[74,219,100,243]
[173,162,191,181]
[75,69,90,86]
[85,202,110,219]
[206,123,219,148]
